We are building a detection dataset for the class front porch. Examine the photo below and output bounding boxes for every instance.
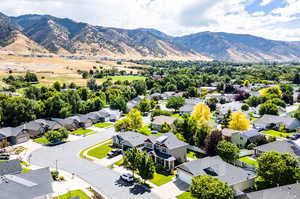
[148,149,176,170]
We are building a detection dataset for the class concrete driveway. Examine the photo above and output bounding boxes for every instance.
[30,127,160,199]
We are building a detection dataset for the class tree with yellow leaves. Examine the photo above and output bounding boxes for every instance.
[259,86,282,99]
[114,108,143,131]
[191,102,211,121]
[228,111,250,131]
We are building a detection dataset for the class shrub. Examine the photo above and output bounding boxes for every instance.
[51,170,59,181]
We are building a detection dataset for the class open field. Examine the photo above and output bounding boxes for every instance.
[0,55,148,86]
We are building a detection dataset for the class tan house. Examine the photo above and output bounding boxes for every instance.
[152,116,178,131]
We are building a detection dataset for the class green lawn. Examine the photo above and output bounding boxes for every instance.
[114,158,124,166]
[176,192,196,199]
[22,167,32,173]
[187,152,198,160]
[137,125,152,136]
[87,141,113,159]
[239,156,258,167]
[72,128,93,135]
[94,123,113,128]
[33,137,50,144]
[53,190,90,199]
[262,130,293,138]
[100,76,146,82]
[149,172,175,186]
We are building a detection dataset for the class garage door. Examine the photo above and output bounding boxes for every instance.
[17,135,29,144]
[178,169,192,185]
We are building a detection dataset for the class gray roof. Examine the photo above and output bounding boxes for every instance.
[147,133,188,150]
[243,130,262,138]
[255,140,300,158]
[177,156,255,186]
[116,132,147,147]
[253,115,300,130]
[0,159,22,176]
[0,126,24,138]
[179,104,195,112]
[0,167,53,199]
[246,183,300,199]
[22,119,46,131]
[152,116,178,126]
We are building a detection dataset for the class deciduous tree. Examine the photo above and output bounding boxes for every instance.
[228,111,250,131]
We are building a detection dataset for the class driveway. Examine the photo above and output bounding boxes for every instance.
[30,127,160,199]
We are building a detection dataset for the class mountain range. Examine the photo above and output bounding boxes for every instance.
[1,12,300,62]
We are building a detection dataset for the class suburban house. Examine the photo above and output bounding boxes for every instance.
[85,112,103,124]
[253,115,300,131]
[254,140,300,160]
[176,156,256,192]
[44,120,63,131]
[22,119,48,137]
[142,133,189,170]
[221,128,239,141]
[52,118,80,131]
[69,115,93,129]
[245,183,300,199]
[179,104,195,115]
[98,108,121,122]
[218,101,243,114]
[127,96,144,111]
[0,159,22,175]
[112,131,147,150]
[152,116,178,131]
[95,109,110,122]
[231,130,265,148]
[0,167,54,199]
[161,92,176,100]
[0,126,30,145]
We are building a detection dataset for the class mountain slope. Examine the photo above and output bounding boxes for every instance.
[9,14,207,60]
[173,32,300,62]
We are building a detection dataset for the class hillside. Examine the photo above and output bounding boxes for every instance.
[1,12,300,62]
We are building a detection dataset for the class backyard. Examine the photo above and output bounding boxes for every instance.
[262,130,293,138]
[239,156,258,167]
[87,141,113,159]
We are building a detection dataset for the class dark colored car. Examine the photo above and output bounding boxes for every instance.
[288,133,300,140]
[108,149,122,158]
[0,153,10,160]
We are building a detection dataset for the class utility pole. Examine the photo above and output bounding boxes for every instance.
[55,160,58,171]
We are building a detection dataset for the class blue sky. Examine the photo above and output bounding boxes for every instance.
[0,0,299,41]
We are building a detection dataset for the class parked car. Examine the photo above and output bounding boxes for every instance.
[108,149,122,158]
[0,153,10,160]
[288,133,300,140]
[120,173,134,183]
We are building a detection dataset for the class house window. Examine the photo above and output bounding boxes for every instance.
[240,137,243,140]
[161,147,167,153]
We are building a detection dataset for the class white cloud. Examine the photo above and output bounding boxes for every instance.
[0,0,299,41]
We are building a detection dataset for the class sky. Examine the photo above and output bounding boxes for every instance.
[1,0,300,41]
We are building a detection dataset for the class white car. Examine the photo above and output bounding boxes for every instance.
[120,173,134,183]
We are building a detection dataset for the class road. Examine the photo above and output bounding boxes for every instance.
[30,125,160,199]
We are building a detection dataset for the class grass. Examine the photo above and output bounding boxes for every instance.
[52,190,90,199]
[176,192,196,199]
[137,125,162,136]
[187,152,199,160]
[22,167,32,173]
[114,158,124,166]
[171,114,183,119]
[239,156,258,167]
[87,141,113,159]
[149,171,175,186]
[79,139,111,161]
[33,137,50,144]
[94,122,113,128]
[72,128,93,135]
[261,130,293,138]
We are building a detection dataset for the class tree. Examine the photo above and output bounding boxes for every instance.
[255,151,300,190]
[87,79,98,91]
[123,147,141,177]
[137,98,152,113]
[115,118,131,132]
[228,111,250,131]
[244,80,250,87]
[175,133,186,142]
[221,109,231,128]
[45,128,69,143]
[127,109,143,130]
[137,152,156,183]
[259,102,279,115]
[293,109,300,121]
[53,81,61,91]
[110,96,127,113]
[45,94,72,118]
[190,175,234,199]
[132,80,147,95]
[191,102,211,121]
[241,104,249,111]
[293,73,300,84]
[166,96,185,111]
[259,86,282,99]
[245,96,263,107]
[216,141,240,164]
[24,72,38,82]
[193,121,212,147]
[187,86,199,97]
[205,130,223,156]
